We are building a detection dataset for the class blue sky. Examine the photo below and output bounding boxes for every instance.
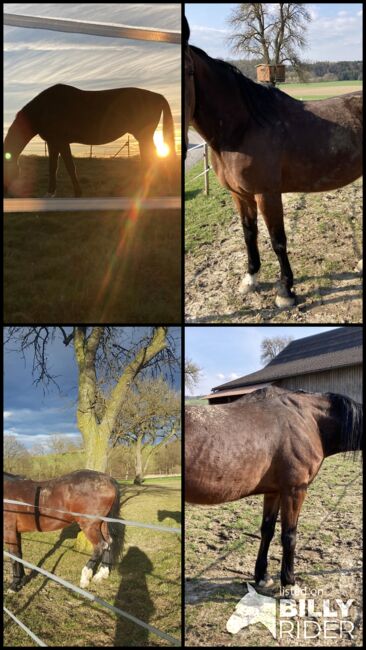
[4,327,181,451]
[185,326,339,396]
[185,3,363,61]
[4,3,181,156]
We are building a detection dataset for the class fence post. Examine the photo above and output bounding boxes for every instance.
[127,135,130,158]
[203,143,209,196]
[90,145,92,159]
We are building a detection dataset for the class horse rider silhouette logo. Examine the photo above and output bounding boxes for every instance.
[227,583,276,638]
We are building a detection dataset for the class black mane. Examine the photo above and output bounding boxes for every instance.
[326,392,363,453]
[189,44,301,127]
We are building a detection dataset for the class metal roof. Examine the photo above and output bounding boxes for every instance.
[212,327,362,392]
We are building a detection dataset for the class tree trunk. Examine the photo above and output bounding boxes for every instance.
[134,435,144,484]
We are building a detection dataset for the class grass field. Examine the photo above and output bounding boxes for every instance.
[185,456,362,646]
[4,478,181,647]
[4,156,181,323]
[277,80,362,101]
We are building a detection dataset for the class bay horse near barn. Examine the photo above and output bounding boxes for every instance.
[184,17,363,307]
[4,469,122,592]
[185,386,362,588]
[4,84,176,197]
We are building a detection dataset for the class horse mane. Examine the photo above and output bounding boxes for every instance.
[326,392,363,454]
[189,44,301,127]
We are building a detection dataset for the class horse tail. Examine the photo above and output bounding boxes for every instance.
[161,96,176,156]
[107,478,124,568]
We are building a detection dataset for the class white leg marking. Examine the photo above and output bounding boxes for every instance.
[355,259,362,274]
[238,272,260,295]
[92,566,110,583]
[80,566,93,588]
[258,577,274,587]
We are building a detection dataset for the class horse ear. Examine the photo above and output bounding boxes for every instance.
[246,582,256,594]
[183,15,190,43]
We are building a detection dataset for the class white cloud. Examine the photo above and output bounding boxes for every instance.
[4,411,13,419]
[229,373,239,380]
[216,373,225,379]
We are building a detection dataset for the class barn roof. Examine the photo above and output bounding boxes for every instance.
[212,327,362,392]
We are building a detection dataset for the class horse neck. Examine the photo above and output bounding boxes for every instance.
[4,110,36,160]
[192,53,250,148]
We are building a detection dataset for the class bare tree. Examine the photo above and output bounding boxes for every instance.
[4,435,32,475]
[260,336,293,365]
[111,376,181,484]
[185,359,202,393]
[227,3,311,79]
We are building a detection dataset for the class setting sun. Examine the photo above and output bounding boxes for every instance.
[154,132,170,158]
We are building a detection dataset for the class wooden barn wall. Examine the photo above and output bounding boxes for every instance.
[276,364,362,403]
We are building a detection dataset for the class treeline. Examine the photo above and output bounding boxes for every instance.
[228,58,362,82]
[4,435,181,482]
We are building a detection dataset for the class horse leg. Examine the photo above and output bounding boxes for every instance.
[7,531,26,593]
[231,193,261,294]
[137,132,156,171]
[92,521,113,584]
[46,142,59,197]
[280,487,307,587]
[256,192,296,307]
[59,142,82,197]
[255,493,280,587]
[79,522,106,588]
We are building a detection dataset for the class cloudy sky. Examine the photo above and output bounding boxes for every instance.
[185,3,362,61]
[4,327,181,451]
[185,326,339,396]
[4,3,181,155]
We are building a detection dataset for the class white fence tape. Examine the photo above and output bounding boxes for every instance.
[4,606,48,647]
[4,197,181,214]
[4,552,180,646]
[4,499,181,534]
[4,13,181,44]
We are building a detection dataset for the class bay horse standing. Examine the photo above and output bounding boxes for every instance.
[185,386,362,588]
[184,17,362,307]
[4,469,122,592]
[4,84,176,197]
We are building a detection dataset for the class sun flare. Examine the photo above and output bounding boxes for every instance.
[154,132,169,158]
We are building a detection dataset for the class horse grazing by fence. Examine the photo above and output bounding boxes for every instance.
[184,17,362,307]
[4,84,176,197]
[185,386,362,588]
[4,469,122,592]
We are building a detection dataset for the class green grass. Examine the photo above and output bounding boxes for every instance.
[4,480,181,647]
[4,156,181,324]
[185,162,233,254]
[278,80,362,89]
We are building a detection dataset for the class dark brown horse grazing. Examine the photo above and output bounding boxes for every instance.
[185,386,362,588]
[4,84,176,197]
[4,469,122,592]
[184,17,362,307]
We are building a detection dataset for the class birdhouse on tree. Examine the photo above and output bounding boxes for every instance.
[256,64,286,85]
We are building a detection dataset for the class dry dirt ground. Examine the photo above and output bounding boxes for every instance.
[185,456,362,647]
[185,180,362,323]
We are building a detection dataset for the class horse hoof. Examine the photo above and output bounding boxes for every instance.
[275,294,296,308]
[238,272,260,295]
[257,577,274,588]
[355,259,362,274]
[44,192,56,198]
[92,566,110,583]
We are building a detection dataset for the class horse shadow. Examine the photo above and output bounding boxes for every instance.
[114,546,155,646]
[157,509,181,525]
